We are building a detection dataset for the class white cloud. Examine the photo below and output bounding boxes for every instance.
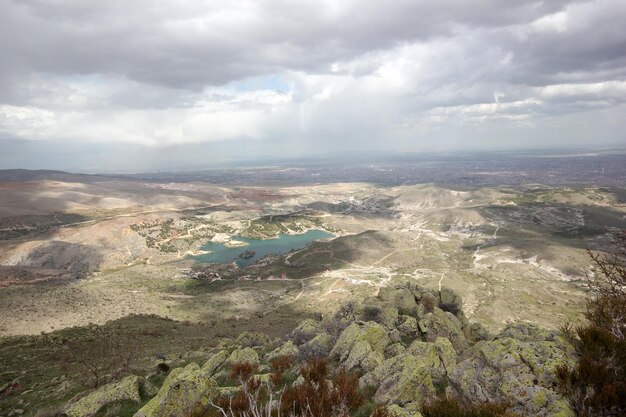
[0,0,624,163]
[540,81,626,101]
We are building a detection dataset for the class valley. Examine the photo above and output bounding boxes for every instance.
[1,172,623,337]
[0,161,625,416]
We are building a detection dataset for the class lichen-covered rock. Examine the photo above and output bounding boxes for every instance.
[378,287,418,316]
[384,343,406,359]
[253,373,273,384]
[438,288,463,316]
[208,348,261,381]
[361,338,454,405]
[201,350,230,376]
[143,381,159,398]
[434,337,456,372]
[235,332,271,348]
[292,375,305,387]
[467,322,491,342]
[497,323,566,344]
[409,286,435,304]
[418,308,468,352]
[386,403,424,417]
[388,328,402,344]
[402,402,426,417]
[406,341,441,368]
[265,340,299,361]
[386,404,409,417]
[299,332,333,358]
[382,307,400,329]
[407,338,456,383]
[330,322,391,372]
[134,363,218,417]
[396,315,418,336]
[348,339,385,371]
[361,354,436,404]
[228,347,259,365]
[449,324,575,417]
[357,296,400,328]
[65,375,155,417]
[291,319,321,345]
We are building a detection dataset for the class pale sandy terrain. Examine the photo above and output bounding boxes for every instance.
[0,178,624,336]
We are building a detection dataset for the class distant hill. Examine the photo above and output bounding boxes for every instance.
[0,169,113,183]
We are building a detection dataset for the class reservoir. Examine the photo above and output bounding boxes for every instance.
[192,229,335,268]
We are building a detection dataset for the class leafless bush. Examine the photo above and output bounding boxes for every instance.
[71,334,140,388]
[205,357,364,417]
[422,395,519,417]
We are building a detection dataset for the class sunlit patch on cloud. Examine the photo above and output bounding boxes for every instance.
[539,81,626,103]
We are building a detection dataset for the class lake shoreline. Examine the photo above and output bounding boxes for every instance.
[191,229,335,268]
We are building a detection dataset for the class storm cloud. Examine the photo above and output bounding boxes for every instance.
[0,0,625,171]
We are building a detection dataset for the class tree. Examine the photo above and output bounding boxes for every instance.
[556,231,626,417]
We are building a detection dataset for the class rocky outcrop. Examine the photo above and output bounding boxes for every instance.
[437,287,463,315]
[386,403,424,417]
[58,284,577,417]
[134,363,218,417]
[418,308,468,352]
[330,321,391,372]
[235,331,271,348]
[228,347,259,365]
[201,350,230,376]
[449,324,575,417]
[299,331,333,358]
[361,337,456,405]
[65,375,157,417]
[396,315,418,337]
[291,318,322,345]
[356,295,400,329]
[378,287,419,317]
[265,340,299,361]
[200,347,260,380]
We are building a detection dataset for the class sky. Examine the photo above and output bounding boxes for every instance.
[0,0,625,172]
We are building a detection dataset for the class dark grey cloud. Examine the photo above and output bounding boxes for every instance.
[0,0,624,170]
[0,0,579,89]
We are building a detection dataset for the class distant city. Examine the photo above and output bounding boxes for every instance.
[125,152,626,188]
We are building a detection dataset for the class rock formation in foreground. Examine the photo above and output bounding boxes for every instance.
[60,283,576,417]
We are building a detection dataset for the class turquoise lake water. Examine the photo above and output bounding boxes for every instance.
[192,229,335,268]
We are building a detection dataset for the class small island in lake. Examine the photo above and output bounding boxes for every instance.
[238,250,256,259]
